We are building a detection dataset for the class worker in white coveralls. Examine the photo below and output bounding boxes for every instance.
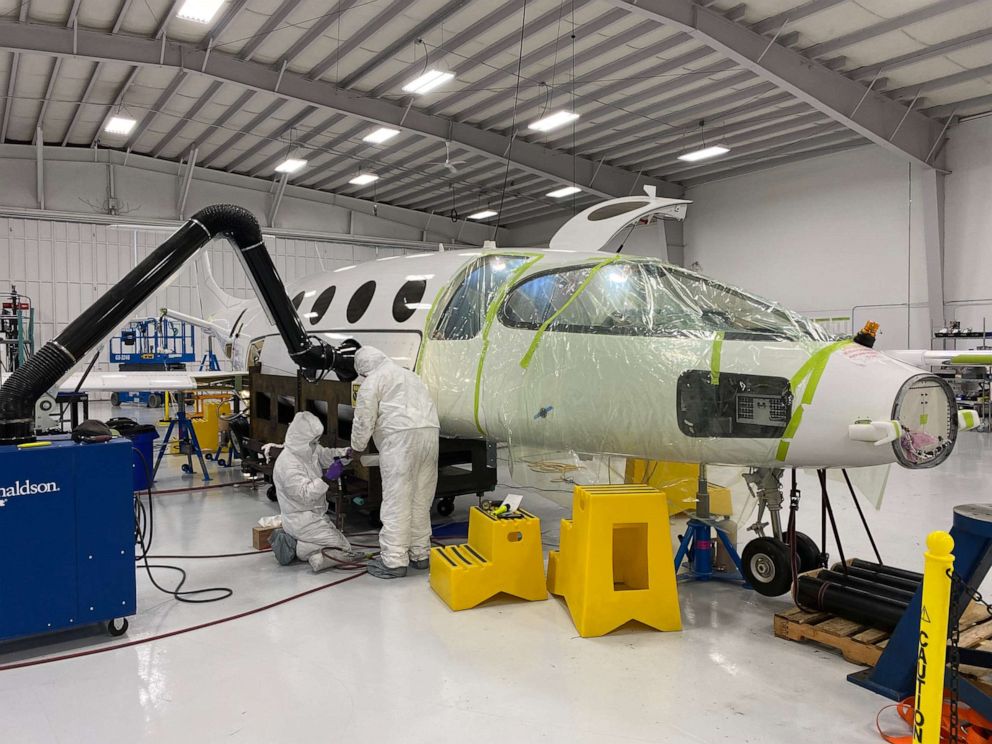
[273,411,364,572]
[351,346,440,579]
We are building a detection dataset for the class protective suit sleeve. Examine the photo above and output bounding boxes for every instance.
[351,375,380,452]
[280,466,329,508]
[316,446,349,469]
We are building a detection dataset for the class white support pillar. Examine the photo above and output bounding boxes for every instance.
[920,166,946,336]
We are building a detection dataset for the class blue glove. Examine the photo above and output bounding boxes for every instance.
[324,458,346,480]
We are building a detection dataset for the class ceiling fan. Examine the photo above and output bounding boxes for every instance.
[425,140,467,175]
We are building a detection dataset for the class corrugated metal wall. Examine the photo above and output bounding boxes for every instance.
[0,217,410,375]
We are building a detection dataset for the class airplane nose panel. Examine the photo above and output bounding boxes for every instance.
[891,374,957,468]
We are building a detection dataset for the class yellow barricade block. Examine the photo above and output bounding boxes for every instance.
[430,506,548,611]
[624,460,733,517]
[547,484,682,638]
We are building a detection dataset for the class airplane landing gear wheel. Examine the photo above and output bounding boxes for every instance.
[742,537,792,597]
[266,485,277,502]
[147,393,161,408]
[110,392,121,407]
[436,498,454,517]
[789,531,823,573]
[107,617,129,637]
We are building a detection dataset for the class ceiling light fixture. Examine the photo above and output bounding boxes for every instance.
[349,173,379,185]
[528,110,579,132]
[468,210,498,220]
[275,158,308,174]
[402,69,454,95]
[546,185,581,198]
[177,0,225,23]
[678,120,730,163]
[677,145,730,163]
[104,115,137,135]
[363,127,400,144]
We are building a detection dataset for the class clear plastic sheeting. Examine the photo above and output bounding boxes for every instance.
[417,251,960,472]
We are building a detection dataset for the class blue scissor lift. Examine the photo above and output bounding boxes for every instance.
[109,318,197,407]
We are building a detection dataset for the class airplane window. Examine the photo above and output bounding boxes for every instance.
[291,291,305,310]
[347,281,376,323]
[309,286,336,326]
[433,255,527,340]
[500,260,831,340]
[393,279,427,323]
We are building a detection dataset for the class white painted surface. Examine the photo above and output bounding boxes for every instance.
[2,400,990,743]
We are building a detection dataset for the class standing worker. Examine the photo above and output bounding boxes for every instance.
[273,411,362,572]
[351,346,440,579]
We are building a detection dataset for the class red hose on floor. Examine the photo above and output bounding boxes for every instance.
[0,571,366,672]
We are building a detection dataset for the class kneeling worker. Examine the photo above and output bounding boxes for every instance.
[351,346,440,579]
[273,411,362,572]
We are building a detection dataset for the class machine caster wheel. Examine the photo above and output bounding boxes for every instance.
[107,617,129,637]
[789,532,823,573]
[436,499,455,517]
[742,537,792,597]
[266,485,277,502]
[181,464,193,474]
[110,392,121,407]
[147,393,161,408]
[218,459,227,467]
[205,453,214,461]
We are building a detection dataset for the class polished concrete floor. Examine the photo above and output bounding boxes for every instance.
[2,403,990,743]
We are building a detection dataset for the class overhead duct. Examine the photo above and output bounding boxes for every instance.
[0,204,356,444]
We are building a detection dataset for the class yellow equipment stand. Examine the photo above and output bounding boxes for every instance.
[915,530,954,744]
[624,460,733,517]
[430,506,548,611]
[547,484,682,638]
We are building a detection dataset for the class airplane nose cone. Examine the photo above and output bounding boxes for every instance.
[891,374,957,468]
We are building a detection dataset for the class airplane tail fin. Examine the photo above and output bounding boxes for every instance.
[194,251,243,321]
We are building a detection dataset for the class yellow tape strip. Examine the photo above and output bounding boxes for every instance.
[519,256,621,370]
[710,332,724,385]
[414,285,446,375]
[473,254,542,435]
[775,340,851,461]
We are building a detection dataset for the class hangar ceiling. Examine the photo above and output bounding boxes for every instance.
[0,0,990,227]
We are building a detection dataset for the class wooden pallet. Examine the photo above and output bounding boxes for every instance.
[775,602,992,675]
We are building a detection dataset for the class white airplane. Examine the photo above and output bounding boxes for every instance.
[60,190,981,593]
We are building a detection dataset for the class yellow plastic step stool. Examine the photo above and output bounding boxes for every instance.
[430,506,548,611]
[547,484,682,638]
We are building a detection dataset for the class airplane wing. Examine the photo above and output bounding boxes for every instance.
[58,370,246,393]
[885,350,992,367]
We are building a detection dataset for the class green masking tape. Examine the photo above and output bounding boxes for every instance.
[473,254,542,435]
[710,332,725,385]
[776,339,852,461]
[519,255,621,370]
[414,285,446,374]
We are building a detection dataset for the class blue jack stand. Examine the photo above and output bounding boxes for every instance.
[673,465,747,584]
[153,393,211,482]
[849,504,992,720]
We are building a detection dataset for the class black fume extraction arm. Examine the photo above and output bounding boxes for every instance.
[0,204,358,444]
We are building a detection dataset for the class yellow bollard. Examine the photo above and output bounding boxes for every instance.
[915,530,954,744]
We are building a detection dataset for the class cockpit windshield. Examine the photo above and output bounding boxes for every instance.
[499,259,831,341]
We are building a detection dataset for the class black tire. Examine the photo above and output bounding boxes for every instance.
[181,464,192,474]
[147,393,161,408]
[218,459,227,467]
[789,532,822,573]
[266,485,278,502]
[107,617,129,637]
[110,392,121,407]
[741,537,793,597]
[368,508,382,528]
[436,498,454,517]
[204,453,214,461]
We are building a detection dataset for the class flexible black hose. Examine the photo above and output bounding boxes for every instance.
[0,204,355,444]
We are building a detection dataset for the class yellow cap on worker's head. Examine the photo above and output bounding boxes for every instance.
[926,530,954,556]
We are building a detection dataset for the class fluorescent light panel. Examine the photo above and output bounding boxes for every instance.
[677,145,730,162]
[177,0,225,23]
[275,158,308,174]
[104,116,136,135]
[547,186,581,198]
[528,110,579,132]
[402,69,454,95]
[349,173,379,185]
[363,127,400,144]
[468,210,498,220]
